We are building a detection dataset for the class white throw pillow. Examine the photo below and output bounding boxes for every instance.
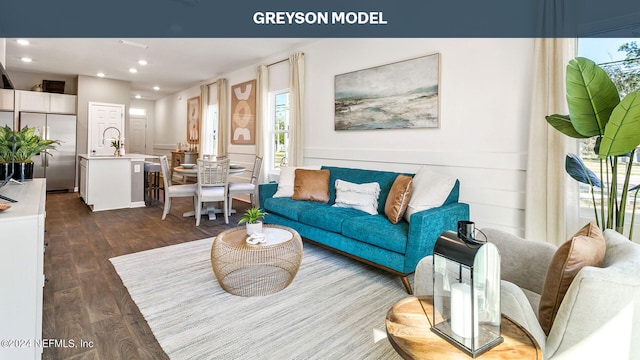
[404,167,456,222]
[273,165,322,198]
[332,179,381,215]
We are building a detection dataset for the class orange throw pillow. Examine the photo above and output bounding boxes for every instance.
[384,175,413,224]
[292,169,330,203]
[538,221,605,335]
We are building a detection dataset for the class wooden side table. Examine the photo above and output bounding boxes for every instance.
[386,296,542,360]
[170,151,198,180]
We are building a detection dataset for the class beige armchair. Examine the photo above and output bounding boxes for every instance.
[414,228,640,359]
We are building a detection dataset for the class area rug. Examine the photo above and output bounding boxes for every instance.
[110,237,410,359]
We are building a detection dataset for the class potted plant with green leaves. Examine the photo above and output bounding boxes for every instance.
[238,207,268,235]
[546,57,640,238]
[3,125,60,181]
[0,126,13,180]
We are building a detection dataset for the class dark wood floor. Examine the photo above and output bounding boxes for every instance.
[42,192,251,360]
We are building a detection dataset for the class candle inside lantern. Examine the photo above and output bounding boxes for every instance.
[450,282,478,338]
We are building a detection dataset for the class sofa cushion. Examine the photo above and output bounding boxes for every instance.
[322,166,406,214]
[333,179,381,215]
[404,166,457,222]
[342,215,409,254]
[263,197,326,222]
[298,205,370,233]
[385,175,413,224]
[273,165,322,198]
[292,169,330,203]
[538,221,605,335]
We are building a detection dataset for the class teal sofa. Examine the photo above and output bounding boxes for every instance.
[258,166,470,293]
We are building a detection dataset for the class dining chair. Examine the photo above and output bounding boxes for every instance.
[195,158,231,226]
[228,156,262,211]
[159,155,197,220]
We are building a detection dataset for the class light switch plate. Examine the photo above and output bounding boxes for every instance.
[134,164,141,173]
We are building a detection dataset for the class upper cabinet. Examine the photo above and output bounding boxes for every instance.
[0,89,14,111]
[18,90,49,112]
[16,90,77,114]
[49,93,77,114]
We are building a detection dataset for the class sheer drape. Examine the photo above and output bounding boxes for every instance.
[217,79,228,156]
[288,53,305,167]
[199,84,212,156]
[525,38,578,245]
[256,65,269,183]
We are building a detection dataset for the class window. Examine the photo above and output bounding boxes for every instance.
[577,38,640,218]
[129,107,146,116]
[271,90,290,169]
[207,103,219,155]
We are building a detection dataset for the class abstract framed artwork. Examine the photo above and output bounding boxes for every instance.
[231,79,257,145]
[187,96,201,144]
[334,53,440,130]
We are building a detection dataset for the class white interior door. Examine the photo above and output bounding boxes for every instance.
[129,117,146,154]
[88,102,124,155]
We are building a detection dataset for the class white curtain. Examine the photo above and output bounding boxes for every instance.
[217,79,228,156]
[288,53,305,167]
[256,65,269,183]
[199,84,211,156]
[525,38,578,245]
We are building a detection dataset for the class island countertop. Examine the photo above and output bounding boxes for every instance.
[78,153,158,160]
[78,154,155,211]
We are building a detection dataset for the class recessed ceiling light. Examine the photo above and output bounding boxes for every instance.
[16,39,29,46]
[153,86,160,91]
[21,57,32,63]
[135,95,141,99]
[97,72,105,77]
[129,68,138,73]
[138,60,147,66]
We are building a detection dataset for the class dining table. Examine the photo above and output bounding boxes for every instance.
[173,164,246,220]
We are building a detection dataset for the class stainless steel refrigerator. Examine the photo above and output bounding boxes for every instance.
[19,112,77,192]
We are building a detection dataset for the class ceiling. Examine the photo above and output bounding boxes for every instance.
[4,38,312,100]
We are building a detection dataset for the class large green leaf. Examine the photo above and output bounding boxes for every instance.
[566,57,620,137]
[599,92,640,157]
[565,153,602,188]
[545,114,589,138]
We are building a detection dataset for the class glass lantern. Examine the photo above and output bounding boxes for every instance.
[431,230,503,358]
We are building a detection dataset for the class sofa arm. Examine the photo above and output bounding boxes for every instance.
[481,228,556,295]
[403,202,470,273]
[258,182,278,208]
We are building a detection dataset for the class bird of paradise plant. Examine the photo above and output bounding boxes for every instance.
[547,57,640,239]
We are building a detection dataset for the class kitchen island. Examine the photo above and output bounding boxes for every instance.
[78,153,158,212]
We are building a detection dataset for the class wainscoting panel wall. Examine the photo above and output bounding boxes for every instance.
[306,147,527,236]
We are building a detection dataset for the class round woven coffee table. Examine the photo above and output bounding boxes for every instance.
[211,225,303,297]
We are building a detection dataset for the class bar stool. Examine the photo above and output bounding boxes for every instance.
[144,161,163,206]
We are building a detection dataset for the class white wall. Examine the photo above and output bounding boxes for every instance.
[153,86,200,155]
[154,38,535,235]
[303,38,533,235]
[0,39,5,66]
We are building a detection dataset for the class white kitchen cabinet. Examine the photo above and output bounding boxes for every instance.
[0,179,46,360]
[79,154,149,211]
[49,93,77,114]
[16,90,77,114]
[0,89,15,111]
[17,90,50,112]
[79,157,88,201]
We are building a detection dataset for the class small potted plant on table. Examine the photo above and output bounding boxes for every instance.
[238,207,267,235]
